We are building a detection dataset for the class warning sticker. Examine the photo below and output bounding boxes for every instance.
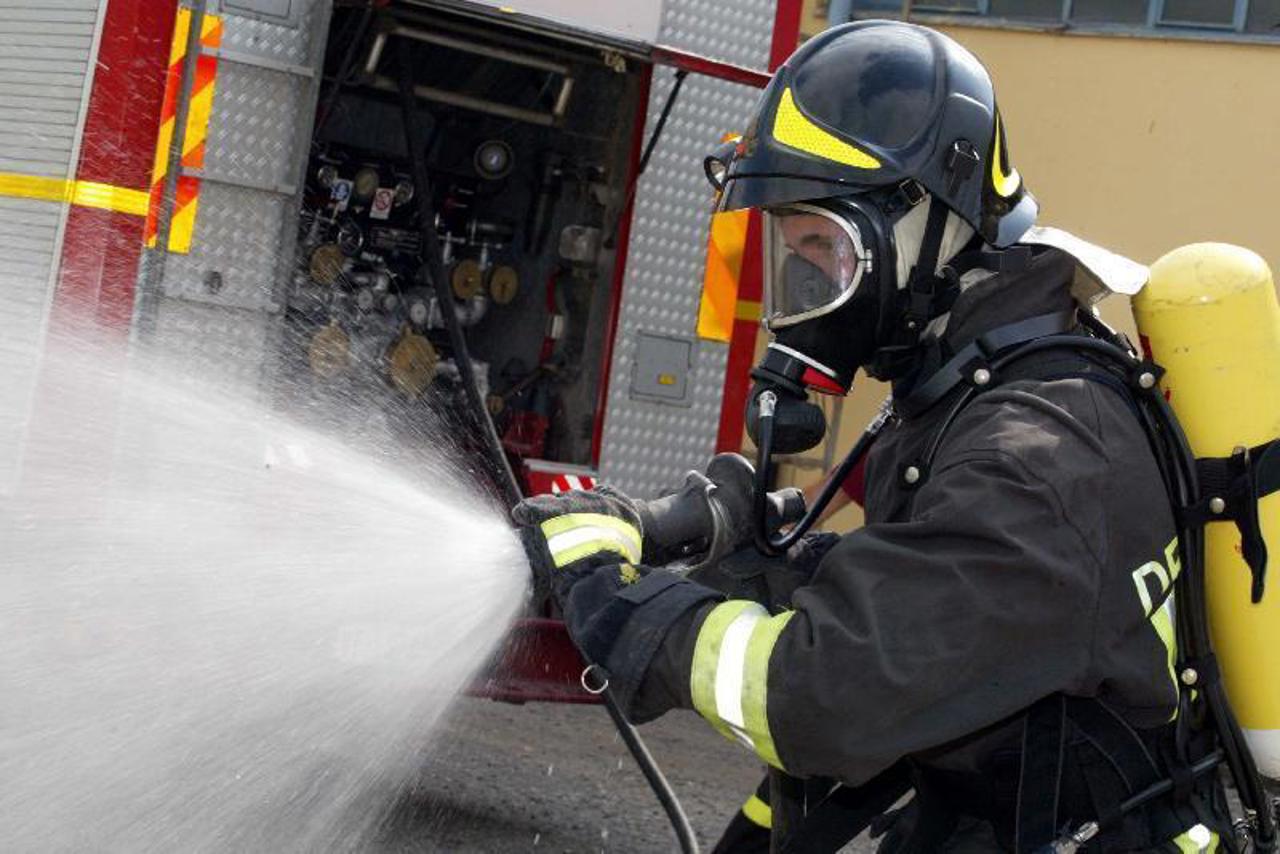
[370,187,394,221]
[330,179,353,212]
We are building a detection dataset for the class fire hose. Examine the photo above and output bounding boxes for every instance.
[392,39,707,852]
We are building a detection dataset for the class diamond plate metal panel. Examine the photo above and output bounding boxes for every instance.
[159,181,287,311]
[215,0,322,66]
[147,297,276,397]
[203,60,305,189]
[598,70,762,498]
[657,0,775,71]
[145,1,330,322]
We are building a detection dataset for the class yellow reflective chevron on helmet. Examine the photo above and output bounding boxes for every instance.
[991,113,1021,198]
[771,87,881,170]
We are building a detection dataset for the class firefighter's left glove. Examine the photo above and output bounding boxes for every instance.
[512,487,722,720]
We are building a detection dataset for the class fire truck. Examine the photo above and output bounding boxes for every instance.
[0,0,800,842]
[0,0,804,492]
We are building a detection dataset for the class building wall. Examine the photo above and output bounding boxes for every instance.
[770,20,1280,531]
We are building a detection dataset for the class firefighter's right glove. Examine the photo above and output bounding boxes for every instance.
[513,486,646,604]
[512,487,722,719]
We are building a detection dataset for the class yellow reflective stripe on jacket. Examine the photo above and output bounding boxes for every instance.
[539,513,641,568]
[690,599,795,769]
[742,609,794,768]
[1172,824,1219,853]
[742,793,771,829]
[691,600,759,743]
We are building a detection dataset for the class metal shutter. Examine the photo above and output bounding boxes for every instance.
[0,0,106,491]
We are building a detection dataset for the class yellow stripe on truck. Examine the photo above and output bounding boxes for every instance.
[0,172,149,216]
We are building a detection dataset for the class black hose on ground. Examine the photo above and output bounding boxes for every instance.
[394,39,701,854]
[602,690,701,853]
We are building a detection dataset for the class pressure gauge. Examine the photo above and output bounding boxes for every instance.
[487,265,519,305]
[336,220,363,256]
[355,288,375,312]
[474,140,514,180]
[388,332,438,398]
[450,259,484,300]
[308,244,345,286]
[393,179,414,206]
[308,322,350,378]
[353,167,379,201]
[408,297,430,328]
[316,164,339,189]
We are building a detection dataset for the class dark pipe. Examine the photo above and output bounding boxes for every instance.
[604,69,688,249]
[602,690,700,853]
[753,394,889,557]
[395,39,520,508]
[314,5,375,139]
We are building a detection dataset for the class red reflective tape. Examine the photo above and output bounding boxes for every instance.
[201,16,223,48]
[190,52,218,94]
[801,367,847,395]
[183,139,205,171]
[173,174,200,208]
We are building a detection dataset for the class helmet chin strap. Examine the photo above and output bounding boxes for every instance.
[892,195,976,292]
[868,197,973,380]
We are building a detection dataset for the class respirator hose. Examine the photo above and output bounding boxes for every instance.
[754,392,889,557]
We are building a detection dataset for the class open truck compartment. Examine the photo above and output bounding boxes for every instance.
[130,0,776,503]
[280,6,646,484]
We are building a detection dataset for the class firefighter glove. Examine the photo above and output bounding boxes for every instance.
[512,486,722,718]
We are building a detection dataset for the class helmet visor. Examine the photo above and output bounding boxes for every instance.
[762,204,868,329]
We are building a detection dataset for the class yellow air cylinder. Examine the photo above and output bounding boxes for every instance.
[1133,243,1280,779]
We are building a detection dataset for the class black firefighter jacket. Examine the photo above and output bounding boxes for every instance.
[633,248,1181,807]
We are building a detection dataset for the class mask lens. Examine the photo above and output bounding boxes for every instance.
[762,205,865,329]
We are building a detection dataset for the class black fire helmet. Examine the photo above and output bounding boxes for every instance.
[706,20,1037,248]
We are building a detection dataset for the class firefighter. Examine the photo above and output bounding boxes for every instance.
[514,21,1235,852]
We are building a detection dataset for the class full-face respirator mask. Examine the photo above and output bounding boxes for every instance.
[744,189,974,554]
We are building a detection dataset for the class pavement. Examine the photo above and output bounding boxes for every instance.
[372,697,878,852]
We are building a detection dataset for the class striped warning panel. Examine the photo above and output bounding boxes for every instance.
[523,462,599,496]
[144,9,223,253]
[549,474,597,494]
[697,207,752,343]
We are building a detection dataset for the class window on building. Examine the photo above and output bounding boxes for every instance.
[846,0,1277,39]
[849,0,904,13]
[1069,0,1149,25]
[1248,0,1280,32]
[988,0,1064,20]
[914,0,983,11]
[1160,0,1239,27]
